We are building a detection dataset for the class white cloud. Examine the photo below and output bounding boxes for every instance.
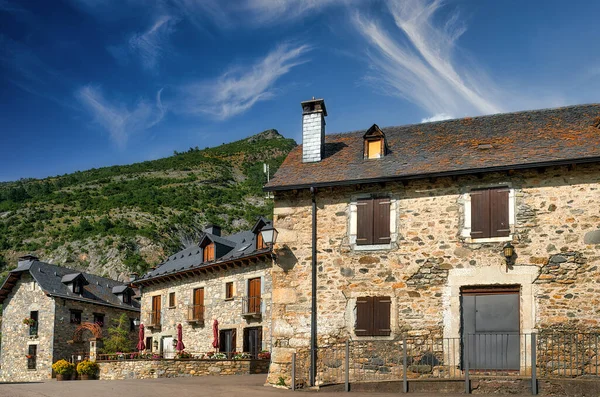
[238,0,350,24]
[175,43,310,119]
[76,85,165,148]
[109,15,178,71]
[353,0,503,120]
[421,113,454,123]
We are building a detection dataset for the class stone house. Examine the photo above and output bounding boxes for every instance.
[264,99,600,384]
[0,255,140,381]
[132,218,275,359]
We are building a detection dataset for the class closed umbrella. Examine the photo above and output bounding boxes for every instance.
[212,319,219,350]
[137,324,145,351]
[176,323,185,351]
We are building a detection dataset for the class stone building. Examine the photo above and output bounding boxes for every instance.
[132,218,275,359]
[264,99,600,384]
[0,255,140,381]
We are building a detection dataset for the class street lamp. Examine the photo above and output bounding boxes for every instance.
[260,225,279,247]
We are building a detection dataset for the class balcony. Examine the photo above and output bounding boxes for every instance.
[146,311,161,328]
[242,296,262,319]
[187,305,205,324]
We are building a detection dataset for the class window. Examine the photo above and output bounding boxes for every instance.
[146,337,153,352]
[129,318,136,332]
[219,329,236,358]
[256,232,266,249]
[29,311,38,336]
[169,292,176,308]
[122,290,132,304]
[225,282,234,300]
[363,124,386,159]
[355,296,391,337]
[366,139,384,159]
[73,279,83,294]
[150,295,161,326]
[356,197,391,246]
[27,345,37,370]
[470,188,510,239]
[70,310,81,324]
[203,243,215,262]
[93,313,105,327]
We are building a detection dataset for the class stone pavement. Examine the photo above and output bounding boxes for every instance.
[0,374,533,397]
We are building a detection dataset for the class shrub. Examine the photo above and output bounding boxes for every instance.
[52,359,75,375]
[102,313,133,353]
[175,351,192,359]
[258,351,271,360]
[76,360,99,375]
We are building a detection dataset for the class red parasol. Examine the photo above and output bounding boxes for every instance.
[212,319,219,350]
[176,323,185,351]
[137,324,145,351]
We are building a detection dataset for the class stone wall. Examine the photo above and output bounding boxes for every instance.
[98,359,269,380]
[53,298,140,362]
[0,274,55,382]
[141,260,272,355]
[267,163,600,384]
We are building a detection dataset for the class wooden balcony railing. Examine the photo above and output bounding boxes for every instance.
[187,305,205,324]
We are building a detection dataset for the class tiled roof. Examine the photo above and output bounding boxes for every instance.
[0,260,140,311]
[265,104,600,191]
[136,217,273,284]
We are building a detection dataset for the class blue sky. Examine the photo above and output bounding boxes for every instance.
[1,0,599,182]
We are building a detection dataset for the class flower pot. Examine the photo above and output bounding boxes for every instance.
[80,374,92,380]
[56,374,70,381]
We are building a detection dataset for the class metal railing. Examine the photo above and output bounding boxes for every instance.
[187,304,205,323]
[97,352,164,361]
[537,332,600,377]
[290,332,543,394]
[146,311,161,327]
[242,296,261,316]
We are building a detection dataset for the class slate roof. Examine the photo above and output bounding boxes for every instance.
[135,218,273,284]
[265,104,600,191]
[0,259,140,311]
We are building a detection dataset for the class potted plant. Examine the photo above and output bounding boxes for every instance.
[22,318,36,326]
[52,359,75,381]
[175,350,192,359]
[257,351,271,360]
[76,360,99,380]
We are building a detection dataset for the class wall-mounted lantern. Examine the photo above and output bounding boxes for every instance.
[133,318,140,327]
[503,242,515,270]
[260,226,279,247]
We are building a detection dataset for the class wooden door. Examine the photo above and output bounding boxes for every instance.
[248,278,261,313]
[243,327,262,358]
[152,295,161,325]
[193,288,204,321]
[162,337,175,359]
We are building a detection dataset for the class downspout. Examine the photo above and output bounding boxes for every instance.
[310,186,317,387]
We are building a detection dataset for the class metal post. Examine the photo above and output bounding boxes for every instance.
[465,335,470,394]
[403,336,408,393]
[345,340,350,392]
[292,353,296,391]
[531,333,537,395]
[310,186,318,387]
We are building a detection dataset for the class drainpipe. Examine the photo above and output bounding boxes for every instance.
[310,186,317,387]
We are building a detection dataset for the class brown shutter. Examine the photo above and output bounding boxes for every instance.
[355,296,373,336]
[490,188,510,237]
[373,198,391,243]
[356,199,374,245]
[231,329,237,354]
[373,296,391,336]
[470,190,490,238]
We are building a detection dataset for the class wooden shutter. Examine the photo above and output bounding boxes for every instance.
[373,198,391,244]
[355,297,373,336]
[231,329,237,354]
[356,199,374,245]
[490,188,510,237]
[470,190,490,238]
[203,243,215,261]
[373,296,391,336]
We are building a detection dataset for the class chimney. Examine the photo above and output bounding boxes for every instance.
[129,273,139,282]
[18,254,39,266]
[203,224,221,237]
[301,98,327,163]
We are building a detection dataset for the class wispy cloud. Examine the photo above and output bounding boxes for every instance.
[109,15,178,72]
[174,43,311,119]
[76,85,165,148]
[353,0,503,121]
[238,0,350,25]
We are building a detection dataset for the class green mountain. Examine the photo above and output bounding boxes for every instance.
[0,129,296,282]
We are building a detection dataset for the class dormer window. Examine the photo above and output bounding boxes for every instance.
[363,124,387,159]
[257,232,267,249]
[123,291,132,304]
[112,285,134,304]
[61,273,88,295]
[73,279,83,294]
[203,243,215,262]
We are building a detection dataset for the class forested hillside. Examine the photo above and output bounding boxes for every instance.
[0,129,295,282]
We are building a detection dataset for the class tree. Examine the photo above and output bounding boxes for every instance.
[102,313,133,353]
